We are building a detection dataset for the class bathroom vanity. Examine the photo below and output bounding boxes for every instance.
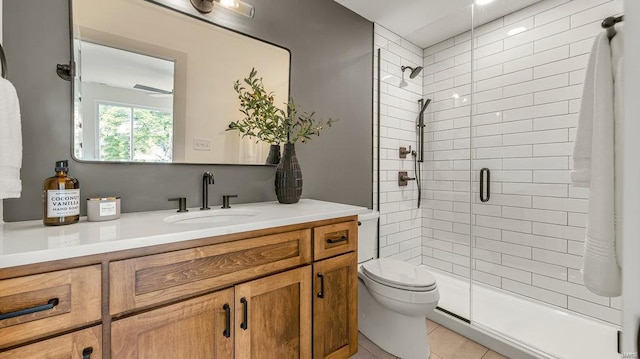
[0,200,365,358]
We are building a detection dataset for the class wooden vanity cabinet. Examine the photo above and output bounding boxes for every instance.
[0,215,359,358]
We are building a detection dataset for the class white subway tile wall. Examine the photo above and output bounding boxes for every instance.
[421,0,622,325]
[374,24,423,264]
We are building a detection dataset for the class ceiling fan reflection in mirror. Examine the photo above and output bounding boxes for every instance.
[133,84,174,97]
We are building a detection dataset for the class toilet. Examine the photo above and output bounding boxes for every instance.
[358,211,439,359]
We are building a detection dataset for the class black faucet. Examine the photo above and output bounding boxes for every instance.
[201,172,214,210]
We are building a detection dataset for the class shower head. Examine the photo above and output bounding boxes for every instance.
[401,65,423,79]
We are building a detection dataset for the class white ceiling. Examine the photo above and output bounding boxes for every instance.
[80,41,174,94]
[333,0,541,48]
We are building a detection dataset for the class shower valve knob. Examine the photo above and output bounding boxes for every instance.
[398,171,415,186]
[399,146,412,159]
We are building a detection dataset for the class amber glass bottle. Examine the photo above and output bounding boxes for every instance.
[42,160,80,226]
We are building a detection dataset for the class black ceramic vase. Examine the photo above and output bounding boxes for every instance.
[265,144,281,165]
[275,143,302,204]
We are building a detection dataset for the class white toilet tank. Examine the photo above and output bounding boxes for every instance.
[357,211,379,263]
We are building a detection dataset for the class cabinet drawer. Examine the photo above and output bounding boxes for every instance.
[0,265,102,349]
[110,229,312,315]
[0,325,102,358]
[313,221,357,261]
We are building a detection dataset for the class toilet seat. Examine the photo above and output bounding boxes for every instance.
[361,258,436,292]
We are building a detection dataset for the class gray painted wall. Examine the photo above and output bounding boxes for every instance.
[2,0,373,221]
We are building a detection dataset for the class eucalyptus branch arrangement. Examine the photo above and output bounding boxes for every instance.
[283,98,337,144]
[228,68,337,145]
[228,68,286,145]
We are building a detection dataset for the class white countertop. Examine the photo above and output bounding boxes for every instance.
[0,199,369,269]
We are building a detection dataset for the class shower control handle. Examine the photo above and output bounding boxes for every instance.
[399,146,411,159]
[398,171,415,186]
[480,168,490,203]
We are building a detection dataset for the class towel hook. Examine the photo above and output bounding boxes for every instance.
[0,43,7,79]
[602,15,623,40]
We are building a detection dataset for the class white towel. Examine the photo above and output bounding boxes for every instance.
[611,26,624,275]
[0,78,22,199]
[573,30,622,297]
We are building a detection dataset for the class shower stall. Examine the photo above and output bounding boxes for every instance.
[373,0,623,358]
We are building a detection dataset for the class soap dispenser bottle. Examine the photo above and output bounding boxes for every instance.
[42,160,80,226]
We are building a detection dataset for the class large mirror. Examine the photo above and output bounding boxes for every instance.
[71,0,290,165]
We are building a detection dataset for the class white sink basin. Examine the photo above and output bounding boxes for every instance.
[163,209,261,225]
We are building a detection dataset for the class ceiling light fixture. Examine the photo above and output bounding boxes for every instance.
[475,0,495,5]
[507,27,527,36]
[190,0,255,18]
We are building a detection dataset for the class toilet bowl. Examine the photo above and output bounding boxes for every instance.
[357,211,439,359]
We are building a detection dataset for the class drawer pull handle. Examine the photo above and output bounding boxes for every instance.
[223,303,231,338]
[82,347,93,359]
[317,273,325,299]
[0,298,59,321]
[240,297,248,330]
[326,236,348,244]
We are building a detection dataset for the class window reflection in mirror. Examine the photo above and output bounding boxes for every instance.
[71,0,290,165]
[75,41,175,162]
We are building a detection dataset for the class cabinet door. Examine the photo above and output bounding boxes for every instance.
[313,252,358,359]
[111,289,234,359]
[0,325,101,359]
[235,266,312,359]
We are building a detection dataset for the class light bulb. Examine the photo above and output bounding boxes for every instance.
[219,0,239,8]
[214,0,254,17]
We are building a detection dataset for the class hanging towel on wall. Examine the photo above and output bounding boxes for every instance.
[572,29,622,297]
[610,25,624,285]
[0,77,22,199]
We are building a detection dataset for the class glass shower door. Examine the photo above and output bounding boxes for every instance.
[469,1,622,358]
[420,1,474,321]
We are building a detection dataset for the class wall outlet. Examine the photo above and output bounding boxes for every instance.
[193,138,212,151]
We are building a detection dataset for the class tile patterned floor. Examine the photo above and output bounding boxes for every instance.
[352,319,508,359]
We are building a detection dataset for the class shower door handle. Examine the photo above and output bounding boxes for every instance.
[480,168,490,203]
